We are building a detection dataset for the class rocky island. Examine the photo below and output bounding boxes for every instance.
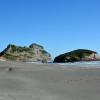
[0,43,51,62]
[54,49,100,63]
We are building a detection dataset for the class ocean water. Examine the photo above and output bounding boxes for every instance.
[57,61,100,68]
[26,61,100,68]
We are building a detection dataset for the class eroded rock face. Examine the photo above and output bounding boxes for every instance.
[54,49,100,63]
[0,57,6,61]
[0,43,51,62]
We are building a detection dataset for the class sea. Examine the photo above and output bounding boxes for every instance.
[56,61,100,68]
[26,61,100,68]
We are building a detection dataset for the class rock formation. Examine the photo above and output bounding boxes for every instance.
[0,43,51,62]
[54,49,100,63]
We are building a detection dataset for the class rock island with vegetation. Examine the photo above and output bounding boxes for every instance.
[0,43,51,62]
[54,49,100,63]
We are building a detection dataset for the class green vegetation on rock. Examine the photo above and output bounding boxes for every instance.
[54,49,98,63]
[29,43,44,49]
[0,43,51,62]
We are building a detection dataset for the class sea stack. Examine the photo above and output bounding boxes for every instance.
[54,49,100,63]
[0,43,51,62]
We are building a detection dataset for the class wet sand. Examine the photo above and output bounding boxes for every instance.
[0,61,100,100]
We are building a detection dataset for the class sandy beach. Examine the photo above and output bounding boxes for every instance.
[0,61,100,100]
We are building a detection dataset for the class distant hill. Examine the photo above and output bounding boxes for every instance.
[54,49,100,63]
[0,43,51,62]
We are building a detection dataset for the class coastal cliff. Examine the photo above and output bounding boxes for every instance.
[54,49,100,63]
[0,43,51,62]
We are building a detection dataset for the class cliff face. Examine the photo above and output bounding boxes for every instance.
[54,49,100,63]
[0,43,51,62]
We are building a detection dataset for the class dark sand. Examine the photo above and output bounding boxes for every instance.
[0,61,100,100]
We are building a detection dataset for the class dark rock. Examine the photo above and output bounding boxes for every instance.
[8,67,13,71]
[54,49,100,63]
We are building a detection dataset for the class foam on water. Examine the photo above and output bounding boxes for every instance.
[56,61,100,68]
[25,61,100,68]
